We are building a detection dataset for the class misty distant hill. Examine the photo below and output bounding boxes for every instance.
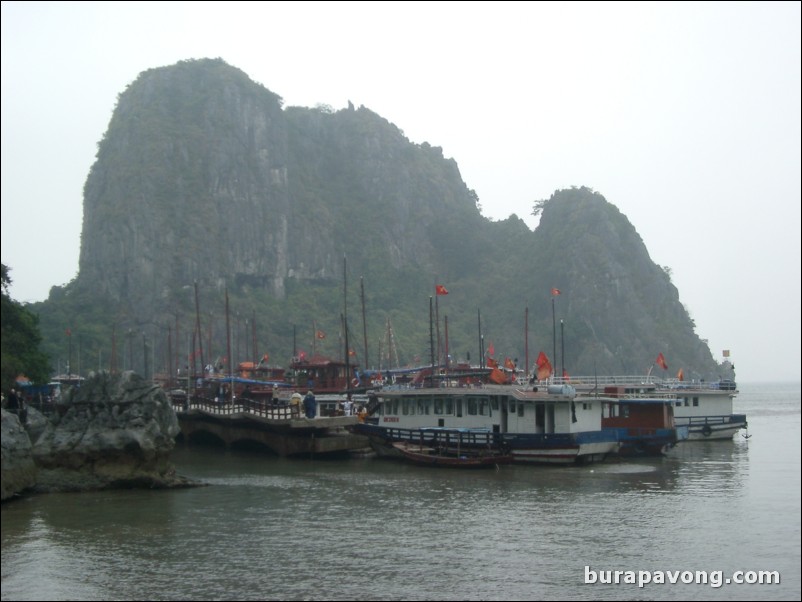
[32,58,725,381]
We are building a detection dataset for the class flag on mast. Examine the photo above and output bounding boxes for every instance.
[435,285,449,295]
[536,351,552,380]
[655,352,668,370]
[551,288,561,296]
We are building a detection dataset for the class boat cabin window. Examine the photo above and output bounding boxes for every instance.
[456,398,463,417]
[479,397,489,416]
[491,397,499,411]
[509,399,516,413]
[392,400,399,415]
[417,399,429,415]
[467,398,478,415]
[582,402,592,410]
[434,397,443,414]
[445,397,454,415]
[403,399,411,415]
[675,401,682,407]
[606,403,618,417]
[684,398,690,407]
[693,397,699,407]
[518,403,525,417]
[621,404,630,418]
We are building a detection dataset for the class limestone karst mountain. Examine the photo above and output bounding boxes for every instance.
[31,59,725,381]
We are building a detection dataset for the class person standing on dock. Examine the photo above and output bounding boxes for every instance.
[290,392,302,418]
[303,390,317,419]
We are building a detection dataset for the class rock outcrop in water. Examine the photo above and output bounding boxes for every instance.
[1,410,37,501]
[31,371,192,492]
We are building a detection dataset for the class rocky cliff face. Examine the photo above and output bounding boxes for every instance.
[532,188,710,375]
[35,59,725,380]
[1,410,37,501]
[80,59,292,303]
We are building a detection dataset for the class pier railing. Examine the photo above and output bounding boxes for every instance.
[172,394,300,420]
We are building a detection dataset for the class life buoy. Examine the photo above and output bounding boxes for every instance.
[701,424,713,437]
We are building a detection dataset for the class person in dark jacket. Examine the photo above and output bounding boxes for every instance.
[303,390,317,419]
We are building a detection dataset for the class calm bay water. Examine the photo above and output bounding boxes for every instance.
[2,382,800,601]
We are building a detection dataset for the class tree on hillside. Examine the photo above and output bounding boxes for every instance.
[1,264,50,391]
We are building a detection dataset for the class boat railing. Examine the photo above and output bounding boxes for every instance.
[675,414,747,426]
[177,394,304,420]
[550,375,736,392]
[618,392,677,400]
[382,426,502,450]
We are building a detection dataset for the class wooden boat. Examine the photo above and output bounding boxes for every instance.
[390,439,513,468]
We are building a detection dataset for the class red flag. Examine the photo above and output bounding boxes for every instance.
[298,350,307,361]
[551,288,561,296]
[504,357,516,371]
[677,368,684,381]
[562,369,570,381]
[535,351,552,380]
[316,330,326,339]
[487,342,495,357]
[435,285,449,295]
[348,349,357,357]
[655,353,668,370]
[537,359,552,380]
[486,357,498,368]
[489,366,507,384]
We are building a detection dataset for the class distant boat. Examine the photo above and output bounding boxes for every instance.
[564,375,746,440]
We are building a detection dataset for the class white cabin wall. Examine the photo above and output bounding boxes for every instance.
[572,399,602,433]
[672,395,733,419]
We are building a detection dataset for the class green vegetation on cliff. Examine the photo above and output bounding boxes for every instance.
[27,59,724,382]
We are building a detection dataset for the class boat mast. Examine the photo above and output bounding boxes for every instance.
[477,309,483,369]
[225,287,232,403]
[251,310,257,368]
[444,315,449,378]
[361,276,369,370]
[343,255,351,400]
[194,281,204,377]
[110,325,118,374]
[429,296,435,388]
[551,296,556,383]
[525,307,529,380]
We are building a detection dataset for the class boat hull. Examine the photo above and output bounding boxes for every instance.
[356,424,619,465]
[675,414,747,440]
[390,442,512,468]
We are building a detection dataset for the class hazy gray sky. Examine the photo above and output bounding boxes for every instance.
[2,1,800,383]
